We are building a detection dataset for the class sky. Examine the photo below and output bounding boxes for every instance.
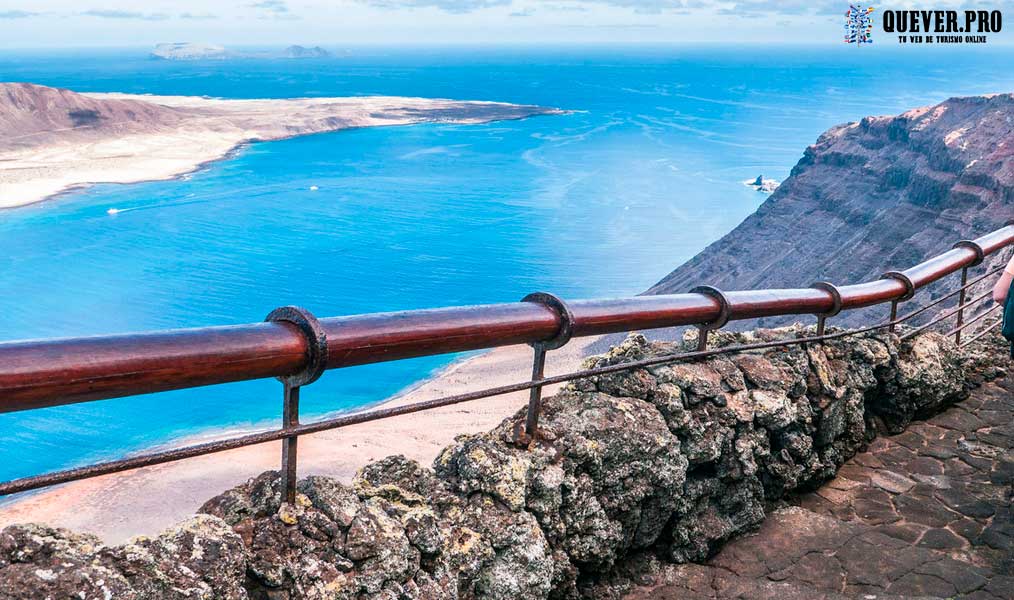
[0,0,1012,47]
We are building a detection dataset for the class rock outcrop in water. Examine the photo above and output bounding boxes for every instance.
[0,326,1000,599]
[650,94,1014,326]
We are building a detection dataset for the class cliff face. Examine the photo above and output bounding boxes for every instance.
[649,94,1014,324]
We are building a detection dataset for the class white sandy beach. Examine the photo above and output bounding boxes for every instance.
[0,338,598,544]
[0,83,561,209]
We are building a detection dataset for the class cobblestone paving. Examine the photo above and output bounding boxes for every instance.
[627,376,1014,599]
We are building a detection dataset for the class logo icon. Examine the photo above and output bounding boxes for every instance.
[845,4,875,44]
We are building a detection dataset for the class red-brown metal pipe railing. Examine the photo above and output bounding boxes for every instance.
[1,225,1012,415]
[2,224,1013,500]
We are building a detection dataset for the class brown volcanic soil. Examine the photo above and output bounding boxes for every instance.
[648,94,1014,327]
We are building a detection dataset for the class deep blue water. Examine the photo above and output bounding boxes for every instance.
[1,45,1012,485]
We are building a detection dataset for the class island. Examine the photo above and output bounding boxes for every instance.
[282,45,330,59]
[0,83,565,208]
[151,43,333,61]
[150,42,231,61]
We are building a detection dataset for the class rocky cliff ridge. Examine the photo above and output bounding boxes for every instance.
[649,94,1014,325]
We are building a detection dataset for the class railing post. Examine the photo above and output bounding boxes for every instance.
[524,344,548,443]
[950,240,986,345]
[516,293,573,446]
[955,266,969,345]
[266,306,328,504]
[690,286,731,351]
[281,382,300,504]
[882,271,916,334]
[696,327,710,352]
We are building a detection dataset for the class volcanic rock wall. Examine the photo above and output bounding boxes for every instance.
[648,94,1014,328]
[0,327,1000,600]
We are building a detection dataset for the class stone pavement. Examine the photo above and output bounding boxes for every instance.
[626,375,1014,600]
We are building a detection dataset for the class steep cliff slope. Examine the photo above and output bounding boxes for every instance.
[649,94,1014,325]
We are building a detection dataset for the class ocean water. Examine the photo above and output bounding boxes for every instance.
[1,45,1012,486]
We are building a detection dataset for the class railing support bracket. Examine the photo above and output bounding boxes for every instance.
[811,281,843,336]
[882,271,916,333]
[690,286,731,351]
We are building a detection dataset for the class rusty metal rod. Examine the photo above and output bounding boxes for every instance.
[894,264,1005,324]
[943,303,1002,338]
[899,290,993,340]
[958,318,1002,349]
[2,274,999,500]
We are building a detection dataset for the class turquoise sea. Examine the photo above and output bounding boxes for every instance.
[1,45,1012,486]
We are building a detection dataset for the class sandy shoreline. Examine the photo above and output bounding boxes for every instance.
[0,83,563,209]
[0,338,599,544]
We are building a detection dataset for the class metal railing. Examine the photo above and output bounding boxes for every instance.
[1,224,1012,503]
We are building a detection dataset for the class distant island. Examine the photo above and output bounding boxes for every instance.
[151,42,331,61]
[151,42,231,61]
[282,45,331,59]
[0,83,565,208]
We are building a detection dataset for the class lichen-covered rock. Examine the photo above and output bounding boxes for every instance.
[875,332,970,432]
[112,514,249,599]
[200,470,424,599]
[0,515,248,599]
[433,384,687,597]
[0,524,135,599]
[0,326,992,600]
[359,454,555,600]
[568,328,961,565]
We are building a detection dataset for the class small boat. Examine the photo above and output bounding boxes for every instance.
[106,208,120,215]
[309,185,319,191]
